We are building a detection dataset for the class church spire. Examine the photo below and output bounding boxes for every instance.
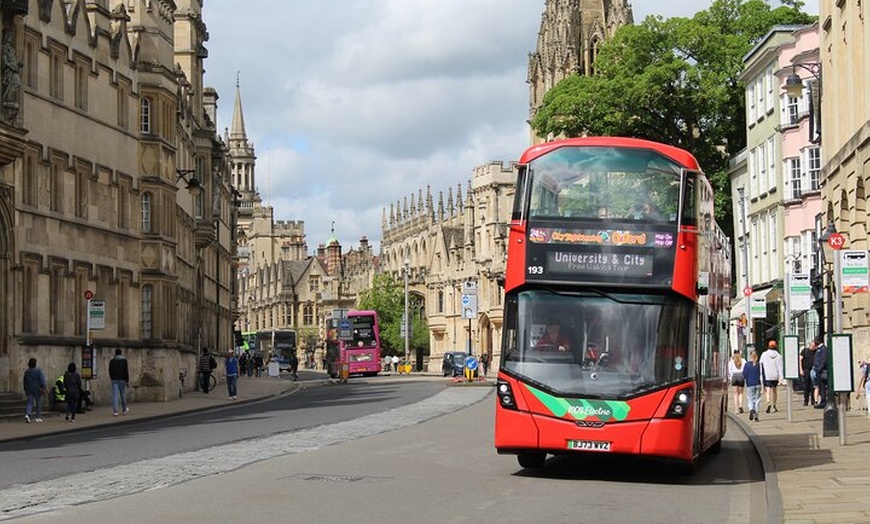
[230,72,248,142]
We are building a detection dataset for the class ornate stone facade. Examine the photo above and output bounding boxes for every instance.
[0,0,235,402]
[380,162,515,371]
[528,0,633,143]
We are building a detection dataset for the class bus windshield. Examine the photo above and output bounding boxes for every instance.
[525,146,693,223]
[351,316,377,347]
[502,289,693,398]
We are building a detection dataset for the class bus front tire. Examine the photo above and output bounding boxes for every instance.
[517,451,546,469]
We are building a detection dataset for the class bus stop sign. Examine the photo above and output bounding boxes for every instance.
[338,319,353,341]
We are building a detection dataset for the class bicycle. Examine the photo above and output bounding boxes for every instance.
[193,371,217,392]
[179,368,188,397]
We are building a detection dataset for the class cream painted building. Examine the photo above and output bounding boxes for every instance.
[818,3,870,364]
[730,25,823,352]
[0,0,236,402]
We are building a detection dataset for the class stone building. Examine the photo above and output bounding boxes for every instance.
[818,3,870,364]
[380,164,515,371]
[0,0,235,401]
[528,0,633,143]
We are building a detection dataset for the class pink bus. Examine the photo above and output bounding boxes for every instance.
[325,310,382,377]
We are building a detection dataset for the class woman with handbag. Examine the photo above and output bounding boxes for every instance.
[728,351,746,414]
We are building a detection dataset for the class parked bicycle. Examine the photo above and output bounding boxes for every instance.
[179,368,188,397]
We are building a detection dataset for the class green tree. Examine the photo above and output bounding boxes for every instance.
[531,0,816,234]
[357,273,429,356]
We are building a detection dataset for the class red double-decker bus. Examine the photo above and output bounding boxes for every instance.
[494,137,731,469]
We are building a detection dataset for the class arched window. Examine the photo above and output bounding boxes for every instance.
[140,97,152,134]
[141,284,153,339]
[141,192,152,233]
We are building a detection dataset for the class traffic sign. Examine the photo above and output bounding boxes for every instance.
[743,286,752,297]
[84,289,94,300]
[465,356,478,371]
[828,233,846,250]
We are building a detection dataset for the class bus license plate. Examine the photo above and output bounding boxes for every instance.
[568,440,611,452]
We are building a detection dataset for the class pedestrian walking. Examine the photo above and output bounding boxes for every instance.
[481,352,491,377]
[63,362,83,422]
[109,348,130,416]
[225,350,239,399]
[253,353,263,377]
[811,336,828,408]
[744,350,762,421]
[728,351,745,414]
[199,348,216,394]
[23,357,47,423]
[391,355,399,372]
[760,340,783,413]
[857,360,870,410]
[799,343,816,406]
[239,352,248,377]
[289,352,299,381]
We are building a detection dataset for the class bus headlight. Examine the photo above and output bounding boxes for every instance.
[665,387,693,418]
[497,380,517,411]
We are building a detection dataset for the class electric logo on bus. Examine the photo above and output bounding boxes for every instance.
[525,384,630,422]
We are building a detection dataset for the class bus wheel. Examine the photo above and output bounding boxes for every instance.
[517,451,546,469]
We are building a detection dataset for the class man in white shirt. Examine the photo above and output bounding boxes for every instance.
[760,340,783,413]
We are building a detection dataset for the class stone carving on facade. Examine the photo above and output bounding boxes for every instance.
[1,0,28,16]
[109,4,130,60]
[37,0,52,22]
[1,29,20,125]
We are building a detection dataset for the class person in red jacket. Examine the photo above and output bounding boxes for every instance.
[536,320,571,352]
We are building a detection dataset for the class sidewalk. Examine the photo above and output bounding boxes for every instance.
[0,374,298,444]
[731,389,870,524]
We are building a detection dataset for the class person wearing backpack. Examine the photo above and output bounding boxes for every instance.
[199,347,216,394]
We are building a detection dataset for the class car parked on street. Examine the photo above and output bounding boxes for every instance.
[442,351,474,377]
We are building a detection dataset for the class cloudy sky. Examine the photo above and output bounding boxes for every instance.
[200,0,819,253]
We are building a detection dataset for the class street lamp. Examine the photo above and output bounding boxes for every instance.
[783,62,822,143]
[737,187,752,353]
[403,258,410,367]
[817,220,838,437]
[176,168,203,197]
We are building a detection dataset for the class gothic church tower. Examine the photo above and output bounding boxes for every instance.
[226,78,261,232]
[528,0,633,143]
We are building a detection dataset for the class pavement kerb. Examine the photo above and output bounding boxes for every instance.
[0,381,304,444]
[727,412,782,524]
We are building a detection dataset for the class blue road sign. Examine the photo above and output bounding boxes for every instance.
[465,356,478,371]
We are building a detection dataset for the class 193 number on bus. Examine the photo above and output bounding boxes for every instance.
[527,266,544,275]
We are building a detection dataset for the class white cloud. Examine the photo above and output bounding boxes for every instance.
[202,0,819,252]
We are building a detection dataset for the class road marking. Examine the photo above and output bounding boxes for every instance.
[0,387,491,520]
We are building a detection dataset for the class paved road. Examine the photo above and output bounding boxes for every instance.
[0,382,765,524]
